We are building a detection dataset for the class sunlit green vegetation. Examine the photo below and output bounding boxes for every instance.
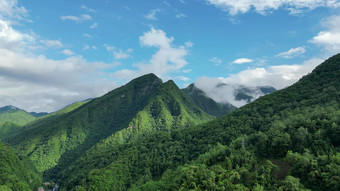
[0,141,41,191]
[68,54,340,190]
[2,54,340,190]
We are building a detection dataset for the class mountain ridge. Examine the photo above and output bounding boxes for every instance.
[6,73,214,182]
[65,54,340,190]
[182,83,236,116]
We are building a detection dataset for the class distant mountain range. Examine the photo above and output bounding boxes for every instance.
[0,105,37,139]
[194,82,277,107]
[1,78,271,140]
[1,54,340,190]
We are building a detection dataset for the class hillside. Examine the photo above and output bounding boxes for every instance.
[0,106,36,139]
[182,84,236,116]
[0,141,41,191]
[65,54,340,190]
[6,74,214,183]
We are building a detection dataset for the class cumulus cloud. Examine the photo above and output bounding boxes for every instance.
[276,46,306,58]
[60,14,92,22]
[0,1,119,112]
[113,28,188,81]
[0,48,119,112]
[225,58,323,89]
[309,15,340,54]
[206,0,340,15]
[144,9,162,20]
[0,0,27,19]
[0,20,33,51]
[232,58,253,64]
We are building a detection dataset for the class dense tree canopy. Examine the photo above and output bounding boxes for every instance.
[2,54,340,190]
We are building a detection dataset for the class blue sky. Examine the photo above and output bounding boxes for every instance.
[0,0,340,112]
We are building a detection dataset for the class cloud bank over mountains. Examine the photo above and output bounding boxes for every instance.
[0,0,339,112]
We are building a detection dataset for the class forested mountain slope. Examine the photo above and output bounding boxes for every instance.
[182,84,236,116]
[6,74,213,183]
[0,106,36,139]
[0,141,41,191]
[68,54,340,190]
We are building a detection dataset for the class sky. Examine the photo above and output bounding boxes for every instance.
[0,0,340,112]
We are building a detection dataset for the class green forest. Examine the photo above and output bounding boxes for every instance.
[1,54,340,190]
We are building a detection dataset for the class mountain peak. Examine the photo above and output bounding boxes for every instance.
[129,73,162,84]
[0,105,20,113]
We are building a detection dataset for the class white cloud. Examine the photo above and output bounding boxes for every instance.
[195,58,323,107]
[0,19,33,51]
[232,58,253,64]
[92,46,97,50]
[225,58,323,89]
[310,15,340,54]
[0,47,119,112]
[82,45,90,51]
[195,77,248,107]
[61,49,74,56]
[175,76,190,81]
[90,22,98,29]
[206,0,340,15]
[185,41,194,47]
[40,39,63,49]
[140,28,174,48]
[106,46,132,59]
[182,69,192,73]
[176,13,187,19]
[163,1,171,7]
[144,9,162,20]
[210,57,222,65]
[277,46,306,58]
[113,49,132,59]
[0,0,27,19]
[0,0,121,112]
[81,4,97,13]
[83,33,93,38]
[60,14,92,23]
[113,28,188,81]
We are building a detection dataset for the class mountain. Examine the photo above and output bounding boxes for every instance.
[216,83,277,103]
[0,141,41,191]
[234,85,276,102]
[194,81,276,108]
[62,54,340,190]
[182,83,236,116]
[29,112,49,118]
[0,105,37,139]
[6,73,214,183]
